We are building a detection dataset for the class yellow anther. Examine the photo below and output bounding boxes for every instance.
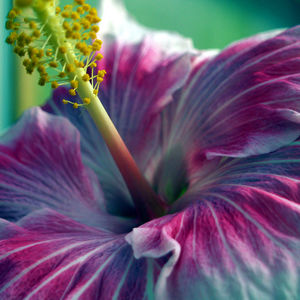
[31,56,39,65]
[72,22,81,31]
[75,60,84,68]
[26,65,34,74]
[89,32,97,40]
[65,30,72,38]
[98,70,106,77]
[28,47,39,58]
[59,71,67,78]
[64,5,73,10]
[97,77,103,83]
[37,65,46,73]
[23,58,31,67]
[73,102,79,109]
[71,80,79,88]
[32,30,41,38]
[72,32,80,39]
[71,12,80,20]
[63,21,71,30]
[61,11,70,18]
[82,33,89,40]
[83,4,91,11]
[15,0,33,8]
[51,81,59,89]
[14,46,26,56]
[92,42,101,51]
[81,19,90,30]
[69,89,76,96]
[89,8,97,16]
[62,99,68,104]
[75,42,83,50]
[25,35,33,45]
[29,21,37,29]
[59,46,67,54]
[77,7,84,14]
[94,39,102,45]
[49,61,58,68]
[90,62,97,68]
[83,97,91,104]
[55,7,61,14]
[13,22,20,30]
[66,64,75,73]
[81,46,91,56]
[95,53,103,60]
[91,16,101,24]
[82,73,90,81]
[93,89,98,95]
[75,0,85,5]
[46,49,53,56]
[91,25,99,33]
[38,77,46,86]
[8,10,17,19]
[6,32,18,44]
[5,20,14,30]
[37,49,44,58]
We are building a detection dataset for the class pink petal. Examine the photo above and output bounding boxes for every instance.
[126,139,300,299]
[165,26,300,161]
[0,209,159,299]
[0,108,135,233]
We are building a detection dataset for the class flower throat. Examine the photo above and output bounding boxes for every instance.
[6,0,166,221]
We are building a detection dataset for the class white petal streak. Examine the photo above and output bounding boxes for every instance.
[24,241,117,300]
[0,240,97,293]
[205,192,287,250]
[0,239,67,260]
[112,256,134,300]
[72,245,125,300]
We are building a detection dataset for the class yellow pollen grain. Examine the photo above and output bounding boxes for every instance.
[49,61,58,68]
[73,102,79,109]
[95,53,103,60]
[83,97,91,104]
[46,49,53,56]
[75,0,85,5]
[83,4,91,11]
[66,64,75,73]
[59,46,67,53]
[55,7,61,14]
[59,71,67,78]
[51,81,59,89]
[71,80,78,88]
[82,74,90,81]
[61,11,70,18]
[69,89,76,96]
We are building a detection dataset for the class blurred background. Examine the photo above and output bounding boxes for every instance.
[1,0,300,132]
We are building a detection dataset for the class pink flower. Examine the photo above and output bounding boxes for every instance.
[0,1,300,299]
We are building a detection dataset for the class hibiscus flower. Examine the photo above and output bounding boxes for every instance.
[1,0,300,299]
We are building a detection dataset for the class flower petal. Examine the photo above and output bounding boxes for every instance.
[165,26,300,160]
[126,140,300,299]
[0,107,135,232]
[0,209,159,299]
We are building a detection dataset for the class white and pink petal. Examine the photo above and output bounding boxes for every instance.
[164,26,300,162]
[0,108,135,233]
[127,140,300,300]
[0,209,160,300]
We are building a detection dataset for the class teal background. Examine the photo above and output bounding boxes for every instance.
[1,0,300,131]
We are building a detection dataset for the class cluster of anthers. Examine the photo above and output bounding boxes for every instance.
[5,0,106,108]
